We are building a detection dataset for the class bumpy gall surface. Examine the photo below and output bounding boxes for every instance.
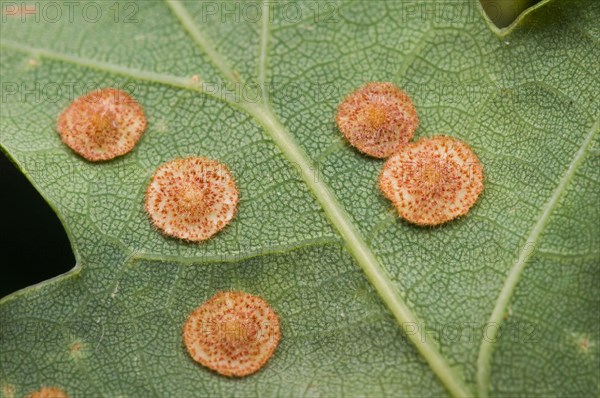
[336,82,419,158]
[57,88,146,161]
[145,157,238,242]
[25,387,68,398]
[379,136,483,225]
[183,291,281,377]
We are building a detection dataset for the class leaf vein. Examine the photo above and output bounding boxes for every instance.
[475,116,600,396]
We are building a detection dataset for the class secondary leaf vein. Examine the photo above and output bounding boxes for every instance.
[476,116,600,397]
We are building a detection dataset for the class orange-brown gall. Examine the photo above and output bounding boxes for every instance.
[145,157,238,242]
[57,88,146,161]
[183,291,281,377]
[336,82,419,158]
[379,136,483,226]
[25,387,68,398]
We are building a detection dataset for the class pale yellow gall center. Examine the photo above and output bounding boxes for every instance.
[220,315,257,349]
[179,184,206,214]
[70,342,81,354]
[422,162,443,195]
[2,384,15,398]
[362,103,388,130]
[88,111,119,147]
[222,319,244,348]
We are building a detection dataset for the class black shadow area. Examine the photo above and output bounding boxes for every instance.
[0,152,75,298]
[480,0,543,28]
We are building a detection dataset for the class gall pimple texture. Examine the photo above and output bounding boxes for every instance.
[336,82,419,158]
[183,291,281,377]
[25,387,68,398]
[57,88,146,161]
[145,157,238,242]
[379,136,483,226]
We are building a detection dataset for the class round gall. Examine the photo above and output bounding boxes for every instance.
[183,291,281,377]
[336,82,419,158]
[25,387,68,398]
[379,136,483,225]
[57,88,146,161]
[145,157,239,242]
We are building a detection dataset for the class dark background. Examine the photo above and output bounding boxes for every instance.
[0,152,74,298]
[480,0,542,28]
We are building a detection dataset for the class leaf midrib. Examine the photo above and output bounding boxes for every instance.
[164,1,472,396]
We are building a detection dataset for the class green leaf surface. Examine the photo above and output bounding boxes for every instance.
[1,0,598,397]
